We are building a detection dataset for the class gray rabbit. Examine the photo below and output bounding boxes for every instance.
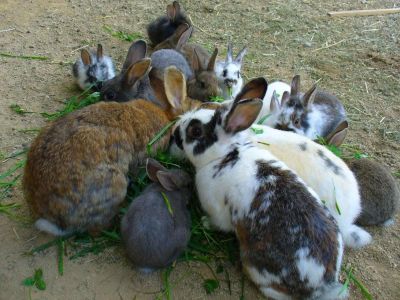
[100,40,192,104]
[121,158,192,272]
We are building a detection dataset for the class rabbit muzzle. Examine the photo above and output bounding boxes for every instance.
[224,78,237,88]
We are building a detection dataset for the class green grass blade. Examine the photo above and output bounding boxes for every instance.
[161,192,174,216]
[257,114,271,125]
[0,159,26,179]
[146,120,177,156]
[57,239,64,276]
[0,53,49,60]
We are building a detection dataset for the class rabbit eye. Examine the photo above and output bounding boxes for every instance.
[105,90,116,100]
[188,125,203,139]
[293,118,301,128]
[199,81,206,89]
[236,71,240,79]
[222,70,227,77]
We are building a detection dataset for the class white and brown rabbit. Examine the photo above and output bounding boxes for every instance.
[170,78,371,249]
[265,75,348,145]
[23,67,200,236]
[121,158,192,272]
[347,158,400,226]
[171,97,347,300]
[147,1,191,47]
[72,44,115,91]
[214,43,247,100]
[100,40,192,104]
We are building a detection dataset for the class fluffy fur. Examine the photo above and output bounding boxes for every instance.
[171,99,347,300]
[24,67,200,236]
[72,44,115,91]
[121,159,191,271]
[214,43,247,100]
[347,158,400,226]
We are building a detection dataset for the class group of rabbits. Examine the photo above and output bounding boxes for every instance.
[23,2,399,299]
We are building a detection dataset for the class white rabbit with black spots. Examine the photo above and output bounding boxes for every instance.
[171,86,347,299]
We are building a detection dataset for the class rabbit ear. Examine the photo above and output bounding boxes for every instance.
[167,2,176,20]
[226,42,233,63]
[303,84,317,108]
[192,48,203,72]
[122,40,147,72]
[149,68,167,104]
[96,44,103,60]
[234,77,268,102]
[176,25,193,50]
[270,91,280,112]
[123,58,151,87]
[291,75,301,95]
[235,46,247,65]
[325,121,348,147]
[224,99,263,134]
[164,66,187,109]
[156,171,180,191]
[207,48,218,71]
[281,91,290,106]
[173,1,181,15]
[81,49,92,65]
[146,158,168,183]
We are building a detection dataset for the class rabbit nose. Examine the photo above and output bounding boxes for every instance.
[224,79,236,88]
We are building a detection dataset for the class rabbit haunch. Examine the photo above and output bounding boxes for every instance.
[172,99,346,300]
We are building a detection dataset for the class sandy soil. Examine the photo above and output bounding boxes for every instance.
[0,0,399,299]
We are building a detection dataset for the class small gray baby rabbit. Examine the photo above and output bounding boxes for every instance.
[347,158,400,226]
[121,158,192,272]
[72,44,115,91]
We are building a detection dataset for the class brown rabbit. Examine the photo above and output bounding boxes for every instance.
[346,158,400,226]
[153,25,221,102]
[23,67,200,236]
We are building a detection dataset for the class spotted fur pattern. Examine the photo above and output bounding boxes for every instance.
[172,102,347,299]
[72,49,115,91]
[249,124,372,248]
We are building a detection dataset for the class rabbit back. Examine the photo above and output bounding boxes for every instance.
[151,49,193,80]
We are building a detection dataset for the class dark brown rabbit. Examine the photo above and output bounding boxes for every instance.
[347,158,400,226]
[23,67,200,236]
[147,1,191,46]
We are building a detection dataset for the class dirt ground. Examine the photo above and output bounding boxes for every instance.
[0,0,399,299]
